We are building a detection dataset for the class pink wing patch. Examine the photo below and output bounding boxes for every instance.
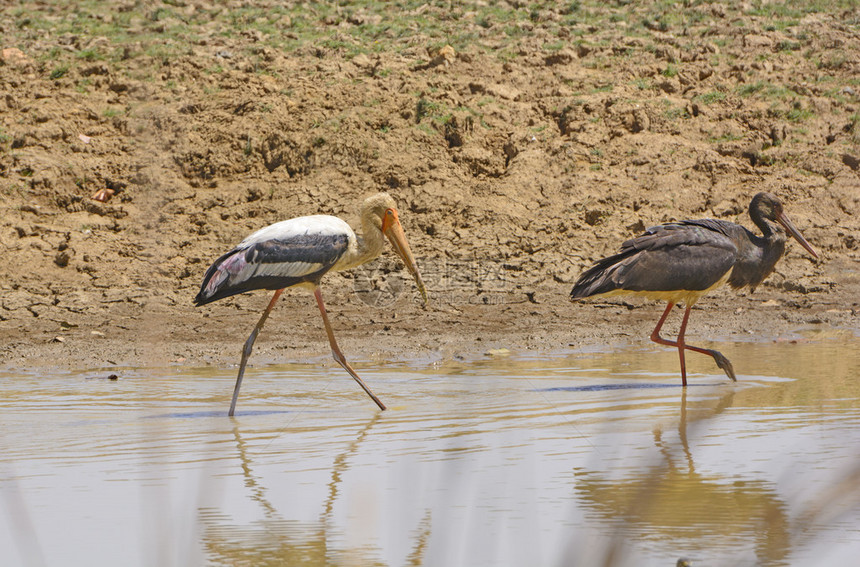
[203,252,248,298]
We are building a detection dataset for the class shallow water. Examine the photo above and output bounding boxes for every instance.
[2,331,860,566]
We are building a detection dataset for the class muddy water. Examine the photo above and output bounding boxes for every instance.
[2,331,859,567]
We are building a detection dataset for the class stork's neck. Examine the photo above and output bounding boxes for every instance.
[749,203,783,240]
[756,216,787,252]
[749,208,788,258]
[351,214,386,267]
[731,219,786,291]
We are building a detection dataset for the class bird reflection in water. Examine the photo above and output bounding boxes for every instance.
[569,389,792,566]
[196,414,432,566]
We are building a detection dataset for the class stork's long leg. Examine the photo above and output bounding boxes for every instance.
[313,286,387,411]
[649,302,676,345]
[229,289,284,417]
[676,305,690,386]
[650,303,737,385]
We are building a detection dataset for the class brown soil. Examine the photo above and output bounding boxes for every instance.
[1,2,858,373]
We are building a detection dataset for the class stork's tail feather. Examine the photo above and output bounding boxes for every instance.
[194,285,232,307]
[570,251,633,300]
[194,249,246,306]
[194,286,252,306]
[194,247,313,306]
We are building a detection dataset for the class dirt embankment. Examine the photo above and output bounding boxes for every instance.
[1,2,858,371]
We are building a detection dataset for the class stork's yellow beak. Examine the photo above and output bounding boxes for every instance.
[382,208,429,305]
[776,211,818,259]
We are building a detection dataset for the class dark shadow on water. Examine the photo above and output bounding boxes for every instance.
[143,409,295,419]
[536,382,722,392]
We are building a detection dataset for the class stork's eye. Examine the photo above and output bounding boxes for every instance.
[381,208,397,231]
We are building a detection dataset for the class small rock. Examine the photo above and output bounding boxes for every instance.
[52,336,65,343]
[743,34,774,49]
[842,153,859,171]
[85,36,111,50]
[654,45,678,63]
[1,47,30,67]
[770,125,786,145]
[351,52,372,69]
[444,114,472,148]
[436,44,455,64]
[55,250,71,267]
[657,78,679,94]
[417,44,455,70]
[85,373,119,381]
[486,83,520,101]
[545,49,575,66]
[690,102,705,117]
[631,108,650,132]
[80,63,109,76]
[741,143,764,166]
[91,188,114,202]
[584,209,608,226]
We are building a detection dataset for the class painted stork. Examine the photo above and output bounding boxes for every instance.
[195,193,428,416]
[570,192,818,385]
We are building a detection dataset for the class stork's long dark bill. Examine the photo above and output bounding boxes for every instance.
[777,211,818,259]
[383,210,429,304]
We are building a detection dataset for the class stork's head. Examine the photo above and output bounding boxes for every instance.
[362,193,429,305]
[750,192,818,259]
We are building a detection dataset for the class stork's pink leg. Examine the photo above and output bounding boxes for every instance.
[649,302,688,385]
[313,286,386,411]
[650,302,736,384]
[649,302,676,343]
[676,305,691,386]
[230,289,284,417]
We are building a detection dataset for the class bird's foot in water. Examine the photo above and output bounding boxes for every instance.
[712,351,736,381]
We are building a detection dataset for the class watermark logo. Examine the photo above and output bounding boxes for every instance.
[352,257,517,307]
[352,258,406,308]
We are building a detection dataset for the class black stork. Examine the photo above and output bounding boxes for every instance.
[195,193,428,416]
[570,192,818,385]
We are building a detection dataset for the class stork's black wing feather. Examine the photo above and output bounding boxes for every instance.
[571,219,741,299]
[243,234,348,267]
[195,233,349,306]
